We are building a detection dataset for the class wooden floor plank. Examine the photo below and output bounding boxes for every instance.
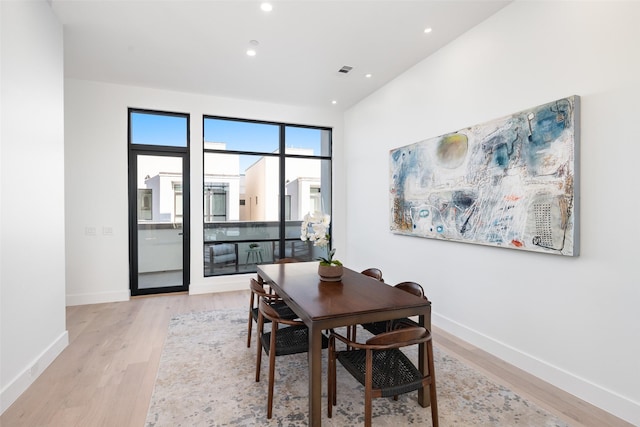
[0,291,631,427]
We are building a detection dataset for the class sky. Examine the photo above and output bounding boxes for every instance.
[130,112,324,154]
[130,112,189,147]
[131,112,327,173]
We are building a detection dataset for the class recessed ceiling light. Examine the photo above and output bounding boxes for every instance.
[247,40,259,56]
[261,3,273,12]
[331,100,337,105]
[365,73,372,78]
[424,27,432,34]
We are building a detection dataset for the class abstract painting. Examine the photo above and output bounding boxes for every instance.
[390,96,579,256]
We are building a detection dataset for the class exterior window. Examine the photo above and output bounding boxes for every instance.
[203,117,332,276]
[173,183,183,223]
[310,186,321,213]
[138,189,152,220]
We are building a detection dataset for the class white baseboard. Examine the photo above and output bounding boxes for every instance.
[189,273,253,295]
[66,289,130,306]
[433,312,640,426]
[65,276,250,304]
[0,330,69,415]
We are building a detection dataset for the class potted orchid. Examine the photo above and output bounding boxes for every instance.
[301,211,343,281]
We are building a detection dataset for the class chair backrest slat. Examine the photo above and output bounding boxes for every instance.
[250,278,268,296]
[394,281,424,298]
[258,299,279,321]
[361,268,384,282]
[366,326,429,347]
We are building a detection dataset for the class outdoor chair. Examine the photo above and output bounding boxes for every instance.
[207,243,238,274]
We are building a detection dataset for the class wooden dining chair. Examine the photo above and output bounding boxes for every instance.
[247,257,301,348]
[362,281,428,335]
[255,299,328,419]
[360,267,384,282]
[247,278,297,348]
[328,326,438,427]
[273,257,299,264]
[345,268,386,345]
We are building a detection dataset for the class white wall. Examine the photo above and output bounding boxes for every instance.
[0,0,68,414]
[343,1,639,424]
[64,79,344,302]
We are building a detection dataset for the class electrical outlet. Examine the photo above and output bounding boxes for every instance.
[85,226,96,236]
[102,226,113,236]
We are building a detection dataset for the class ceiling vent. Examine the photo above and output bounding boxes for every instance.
[338,65,353,74]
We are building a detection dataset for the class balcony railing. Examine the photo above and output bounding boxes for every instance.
[204,220,318,276]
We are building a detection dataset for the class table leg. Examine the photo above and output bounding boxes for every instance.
[418,314,431,407]
[308,325,323,426]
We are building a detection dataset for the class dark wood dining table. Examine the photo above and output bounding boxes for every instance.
[257,261,432,427]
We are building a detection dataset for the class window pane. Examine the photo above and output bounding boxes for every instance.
[136,154,184,289]
[203,152,280,236]
[131,112,187,147]
[204,152,241,225]
[243,154,280,223]
[204,118,279,153]
[285,157,331,263]
[203,117,331,276]
[285,126,331,157]
[137,155,183,223]
[285,157,331,220]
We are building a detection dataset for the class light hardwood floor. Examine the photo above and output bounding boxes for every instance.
[1,291,632,427]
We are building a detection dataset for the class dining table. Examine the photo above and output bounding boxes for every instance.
[257,261,432,427]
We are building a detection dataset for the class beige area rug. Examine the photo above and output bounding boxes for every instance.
[145,310,569,426]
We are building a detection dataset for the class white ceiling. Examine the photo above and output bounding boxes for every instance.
[52,0,510,111]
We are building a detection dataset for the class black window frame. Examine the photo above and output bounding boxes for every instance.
[128,107,191,295]
[202,115,332,276]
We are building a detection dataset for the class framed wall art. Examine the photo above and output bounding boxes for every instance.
[390,95,579,256]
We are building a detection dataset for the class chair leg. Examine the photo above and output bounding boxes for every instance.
[247,294,255,348]
[428,339,439,427]
[332,359,337,406]
[364,350,373,427]
[255,313,264,382]
[346,325,357,350]
[267,323,278,419]
[328,338,335,417]
[327,347,333,417]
